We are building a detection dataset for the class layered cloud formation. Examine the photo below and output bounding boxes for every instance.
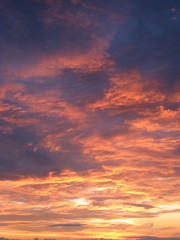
[0,0,180,239]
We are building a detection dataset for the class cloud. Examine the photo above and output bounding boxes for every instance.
[48,223,84,227]
[0,0,179,239]
[138,237,180,240]
[0,124,101,179]
[0,0,95,66]
[107,0,180,92]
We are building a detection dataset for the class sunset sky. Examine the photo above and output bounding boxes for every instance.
[0,0,180,239]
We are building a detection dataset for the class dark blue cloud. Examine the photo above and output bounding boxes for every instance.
[48,223,84,227]
[0,0,95,67]
[138,237,180,240]
[108,0,180,91]
[15,67,110,107]
[0,124,100,180]
[55,68,110,106]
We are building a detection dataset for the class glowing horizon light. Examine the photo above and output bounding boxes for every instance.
[70,197,91,206]
[110,219,133,225]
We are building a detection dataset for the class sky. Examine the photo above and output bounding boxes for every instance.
[0,0,180,239]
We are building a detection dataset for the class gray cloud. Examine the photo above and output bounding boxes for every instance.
[48,223,84,227]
